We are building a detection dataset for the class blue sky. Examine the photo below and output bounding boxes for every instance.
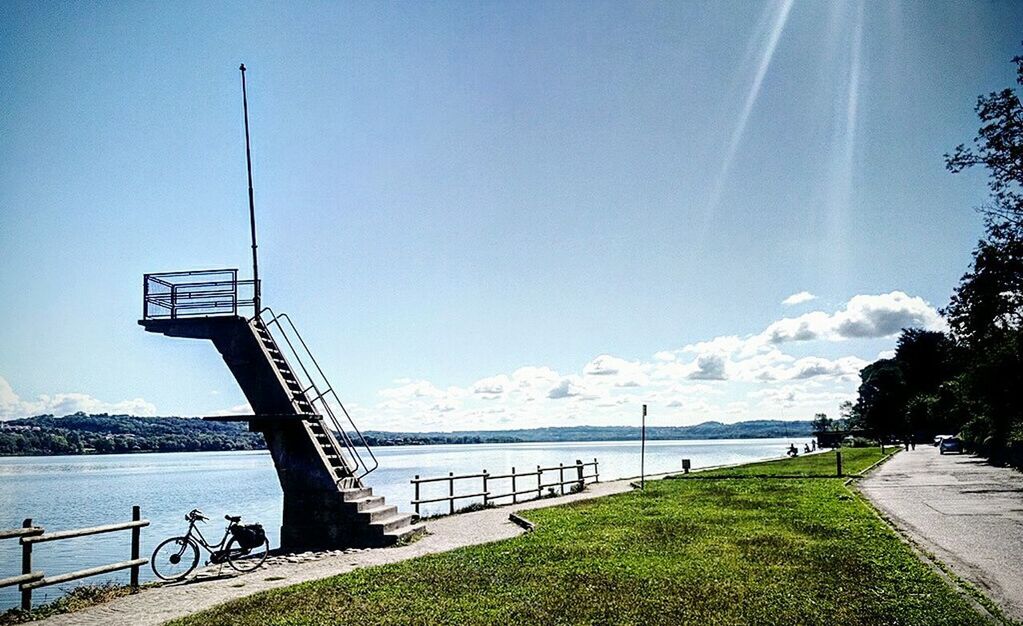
[1,1,1020,430]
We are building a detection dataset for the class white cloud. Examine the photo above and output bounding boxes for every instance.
[0,376,157,420]
[548,378,585,399]
[356,291,941,430]
[782,291,817,305]
[378,380,449,401]
[209,403,253,417]
[472,375,510,397]
[688,353,728,380]
[583,355,623,376]
[761,291,944,343]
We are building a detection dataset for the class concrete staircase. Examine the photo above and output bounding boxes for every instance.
[338,485,423,547]
[140,301,421,550]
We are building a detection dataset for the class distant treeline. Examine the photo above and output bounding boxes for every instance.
[0,414,812,456]
[361,420,814,444]
[0,413,266,456]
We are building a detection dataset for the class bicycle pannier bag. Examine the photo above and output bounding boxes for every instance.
[231,523,266,549]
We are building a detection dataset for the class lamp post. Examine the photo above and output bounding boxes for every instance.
[641,404,647,489]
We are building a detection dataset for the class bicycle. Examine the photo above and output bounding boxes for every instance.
[151,509,269,581]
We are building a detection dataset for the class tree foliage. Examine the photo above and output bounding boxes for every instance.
[849,47,1023,464]
[944,50,1023,228]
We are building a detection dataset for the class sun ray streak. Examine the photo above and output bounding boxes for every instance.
[825,0,864,283]
[699,0,795,237]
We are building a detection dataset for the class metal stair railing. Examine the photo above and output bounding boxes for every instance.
[255,308,379,481]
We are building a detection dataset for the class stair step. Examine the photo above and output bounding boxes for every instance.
[382,522,426,543]
[340,487,373,501]
[372,513,415,534]
[346,496,386,512]
[360,505,398,522]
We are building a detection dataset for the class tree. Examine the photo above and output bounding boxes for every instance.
[944,49,1023,228]
[894,329,959,395]
[811,413,833,433]
[943,45,1023,464]
[853,359,909,438]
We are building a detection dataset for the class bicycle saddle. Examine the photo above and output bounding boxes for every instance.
[225,515,241,523]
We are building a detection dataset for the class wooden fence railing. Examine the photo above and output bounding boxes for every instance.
[411,458,599,515]
[0,506,149,611]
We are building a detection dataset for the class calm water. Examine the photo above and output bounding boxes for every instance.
[0,437,809,608]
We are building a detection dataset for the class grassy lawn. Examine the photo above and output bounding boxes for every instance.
[690,446,899,478]
[172,447,987,626]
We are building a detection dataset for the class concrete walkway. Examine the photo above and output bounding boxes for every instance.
[860,445,1023,621]
[35,477,643,626]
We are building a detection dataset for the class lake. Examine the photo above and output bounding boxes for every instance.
[0,437,810,609]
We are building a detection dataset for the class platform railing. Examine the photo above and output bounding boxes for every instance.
[142,269,258,320]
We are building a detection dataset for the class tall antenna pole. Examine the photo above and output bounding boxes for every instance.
[239,63,260,314]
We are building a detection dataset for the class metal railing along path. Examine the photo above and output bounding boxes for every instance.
[411,459,600,515]
[0,507,149,611]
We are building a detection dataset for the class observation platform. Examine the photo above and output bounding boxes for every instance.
[140,269,421,550]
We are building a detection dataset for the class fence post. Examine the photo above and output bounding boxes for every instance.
[414,475,420,516]
[575,459,584,490]
[511,467,517,504]
[594,458,599,483]
[20,518,32,611]
[482,470,489,507]
[559,463,565,495]
[449,472,455,515]
[836,450,843,477]
[536,465,542,499]
[130,506,141,589]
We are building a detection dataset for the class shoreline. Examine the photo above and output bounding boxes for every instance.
[0,435,817,460]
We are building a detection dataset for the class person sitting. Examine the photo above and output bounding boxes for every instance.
[804,443,811,454]
[787,443,798,457]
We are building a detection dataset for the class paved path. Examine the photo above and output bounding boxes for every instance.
[860,445,1023,621]
[36,477,644,626]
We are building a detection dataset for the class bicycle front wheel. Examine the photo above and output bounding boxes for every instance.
[226,537,269,573]
[151,536,200,581]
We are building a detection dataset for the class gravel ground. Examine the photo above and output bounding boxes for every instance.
[31,478,641,626]
[860,444,1023,621]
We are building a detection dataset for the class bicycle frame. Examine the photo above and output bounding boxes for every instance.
[182,517,237,560]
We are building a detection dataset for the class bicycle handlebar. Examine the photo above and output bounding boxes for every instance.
[186,508,209,523]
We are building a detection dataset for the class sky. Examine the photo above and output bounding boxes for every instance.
[1,1,1020,431]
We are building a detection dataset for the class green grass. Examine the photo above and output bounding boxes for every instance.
[687,447,899,479]
[171,447,989,626]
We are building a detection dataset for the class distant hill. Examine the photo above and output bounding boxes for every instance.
[362,420,814,444]
[0,413,265,456]
[0,414,813,456]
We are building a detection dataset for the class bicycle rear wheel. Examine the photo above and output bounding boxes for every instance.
[151,536,200,581]
[226,537,269,573]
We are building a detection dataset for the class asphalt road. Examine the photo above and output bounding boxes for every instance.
[860,445,1023,621]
